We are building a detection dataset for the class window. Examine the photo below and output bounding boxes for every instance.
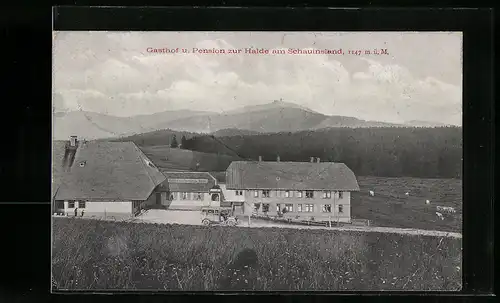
[322,204,332,213]
[235,190,243,196]
[254,190,259,198]
[339,191,344,199]
[276,204,281,212]
[285,190,290,198]
[285,204,293,212]
[262,190,270,198]
[181,192,190,200]
[67,201,75,208]
[297,191,303,198]
[133,201,141,210]
[276,190,281,197]
[338,205,344,213]
[194,193,203,201]
[306,190,314,198]
[170,193,176,200]
[323,191,331,199]
[55,201,64,209]
[305,204,314,212]
[78,201,86,209]
[262,203,270,212]
[297,204,302,212]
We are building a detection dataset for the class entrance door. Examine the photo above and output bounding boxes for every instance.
[156,192,162,205]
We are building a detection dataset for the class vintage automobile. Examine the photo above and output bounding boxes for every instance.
[201,206,239,226]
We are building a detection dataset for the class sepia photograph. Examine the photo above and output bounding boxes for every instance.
[51,31,462,291]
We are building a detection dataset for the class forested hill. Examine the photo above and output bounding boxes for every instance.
[182,126,462,179]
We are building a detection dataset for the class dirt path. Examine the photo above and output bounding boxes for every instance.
[132,210,462,239]
[243,220,462,238]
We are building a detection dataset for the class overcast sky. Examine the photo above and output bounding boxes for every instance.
[53,31,462,125]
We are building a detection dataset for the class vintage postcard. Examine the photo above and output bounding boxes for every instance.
[51,31,462,291]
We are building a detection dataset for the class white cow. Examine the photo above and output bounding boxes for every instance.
[435,212,444,220]
[440,206,456,214]
[369,190,375,197]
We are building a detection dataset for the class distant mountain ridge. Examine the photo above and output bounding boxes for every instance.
[404,120,449,127]
[222,99,317,115]
[53,100,446,140]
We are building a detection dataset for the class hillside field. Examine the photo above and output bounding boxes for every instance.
[138,145,242,172]
[352,176,462,233]
[52,217,462,291]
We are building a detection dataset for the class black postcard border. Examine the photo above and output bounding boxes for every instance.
[2,5,495,302]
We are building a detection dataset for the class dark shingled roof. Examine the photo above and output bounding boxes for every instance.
[225,161,360,191]
[52,141,67,199]
[209,171,226,183]
[160,171,216,192]
[55,141,166,201]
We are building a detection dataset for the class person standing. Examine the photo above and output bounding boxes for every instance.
[74,207,78,217]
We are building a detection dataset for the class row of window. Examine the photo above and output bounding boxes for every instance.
[170,192,204,201]
[256,203,344,213]
[67,200,85,209]
[245,190,344,199]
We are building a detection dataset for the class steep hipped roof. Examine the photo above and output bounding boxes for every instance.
[225,161,360,191]
[160,171,216,192]
[55,141,166,201]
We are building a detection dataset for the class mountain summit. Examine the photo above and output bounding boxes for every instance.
[53,100,409,140]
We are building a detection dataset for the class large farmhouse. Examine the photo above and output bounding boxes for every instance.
[160,171,219,210]
[52,137,167,219]
[224,157,360,222]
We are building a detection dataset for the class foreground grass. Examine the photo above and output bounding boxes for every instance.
[52,217,462,291]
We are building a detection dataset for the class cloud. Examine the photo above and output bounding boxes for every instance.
[53,33,462,125]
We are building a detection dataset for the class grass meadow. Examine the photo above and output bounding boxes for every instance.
[52,217,462,291]
[352,176,462,232]
[139,145,241,172]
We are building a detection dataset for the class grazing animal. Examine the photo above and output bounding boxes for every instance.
[426,199,430,204]
[435,212,444,220]
[369,190,375,197]
[438,206,456,214]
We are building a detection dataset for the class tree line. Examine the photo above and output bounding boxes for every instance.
[182,127,462,179]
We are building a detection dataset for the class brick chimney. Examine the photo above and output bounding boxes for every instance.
[277,155,280,162]
[70,135,77,147]
[63,135,79,172]
[310,157,314,163]
[316,157,320,163]
[258,156,262,162]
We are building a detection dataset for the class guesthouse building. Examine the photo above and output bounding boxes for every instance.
[224,157,360,222]
[52,137,168,219]
[161,171,219,210]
